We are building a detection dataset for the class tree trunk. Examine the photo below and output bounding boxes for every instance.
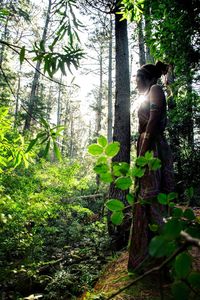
[108,8,131,249]
[107,14,113,143]
[24,0,52,131]
[96,45,103,136]
[138,17,146,67]
[144,1,154,63]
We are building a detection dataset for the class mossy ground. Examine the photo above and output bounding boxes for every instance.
[79,251,172,300]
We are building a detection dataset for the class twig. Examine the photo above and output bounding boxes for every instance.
[180,231,200,248]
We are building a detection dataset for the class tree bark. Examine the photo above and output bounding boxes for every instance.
[108,7,130,249]
[107,14,113,143]
[24,0,52,131]
[138,17,146,67]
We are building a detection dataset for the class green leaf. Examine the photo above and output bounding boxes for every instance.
[172,208,183,218]
[126,193,135,205]
[94,163,109,174]
[97,156,107,164]
[111,211,124,225]
[144,151,154,160]
[171,281,190,300]
[188,272,200,289]
[43,140,50,158]
[183,208,195,221]
[185,187,194,199]
[132,166,145,178]
[115,176,132,190]
[106,199,125,211]
[25,138,38,153]
[19,46,25,65]
[167,192,178,201]
[157,193,168,205]
[40,117,50,129]
[97,135,107,147]
[100,172,113,183]
[88,144,103,156]
[163,219,182,239]
[175,252,192,278]
[105,142,120,157]
[149,158,161,171]
[53,142,62,161]
[149,224,158,232]
[136,156,147,167]
[149,236,168,257]
[113,162,130,176]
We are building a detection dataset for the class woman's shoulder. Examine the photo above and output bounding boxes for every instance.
[149,84,165,100]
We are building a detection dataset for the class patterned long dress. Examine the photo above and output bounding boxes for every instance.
[128,92,174,271]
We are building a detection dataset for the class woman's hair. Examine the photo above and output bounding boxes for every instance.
[137,61,169,81]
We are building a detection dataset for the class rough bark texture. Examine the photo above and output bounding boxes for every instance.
[108,9,131,249]
[96,45,103,136]
[138,18,146,67]
[24,0,52,130]
[107,15,113,143]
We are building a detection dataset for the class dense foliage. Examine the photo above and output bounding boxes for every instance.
[88,136,200,299]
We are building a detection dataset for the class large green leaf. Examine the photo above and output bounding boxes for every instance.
[88,144,103,156]
[157,193,168,205]
[171,281,190,300]
[188,272,200,289]
[149,236,168,257]
[111,211,124,225]
[132,166,145,178]
[183,208,195,221]
[115,176,132,190]
[126,193,135,205]
[149,158,161,171]
[136,156,147,167]
[100,172,113,183]
[106,199,125,211]
[175,252,192,278]
[105,142,120,157]
[163,219,182,239]
[94,163,109,174]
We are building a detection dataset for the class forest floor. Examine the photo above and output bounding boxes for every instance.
[79,206,200,300]
[78,250,173,300]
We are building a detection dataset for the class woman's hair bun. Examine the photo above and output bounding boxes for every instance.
[155,61,169,77]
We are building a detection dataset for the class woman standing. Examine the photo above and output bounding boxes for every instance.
[128,62,175,271]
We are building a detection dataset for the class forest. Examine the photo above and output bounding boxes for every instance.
[0,0,200,299]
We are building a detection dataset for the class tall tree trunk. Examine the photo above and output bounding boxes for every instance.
[0,16,9,65]
[24,0,52,131]
[144,1,154,63]
[14,66,21,126]
[96,45,103,136]
[57,75,63,127]
[138,17,146,67]
[107,14,113,143]
[108,8,130,249]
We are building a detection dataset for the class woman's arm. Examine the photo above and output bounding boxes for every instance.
[139,85,165,156]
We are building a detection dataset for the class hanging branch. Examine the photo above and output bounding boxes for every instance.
[0,40,73,88]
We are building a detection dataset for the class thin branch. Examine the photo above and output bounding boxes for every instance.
[180,231,200,248]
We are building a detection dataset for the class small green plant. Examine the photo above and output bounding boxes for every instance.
[88,135,161,225]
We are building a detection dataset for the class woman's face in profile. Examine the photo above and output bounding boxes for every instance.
[136,73,148,93]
